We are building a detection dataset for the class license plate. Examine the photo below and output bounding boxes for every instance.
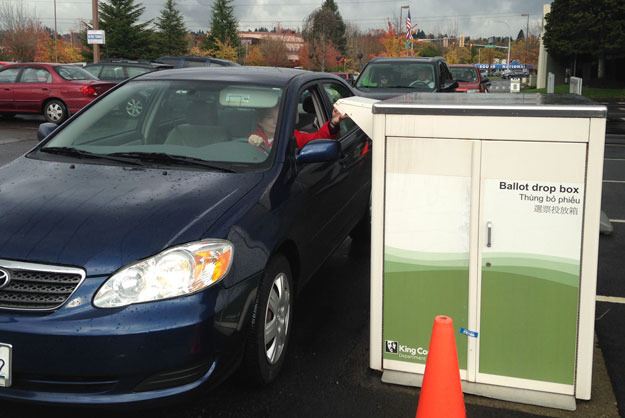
[0,343,12,387]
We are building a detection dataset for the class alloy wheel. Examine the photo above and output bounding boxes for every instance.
[264,272,291,365]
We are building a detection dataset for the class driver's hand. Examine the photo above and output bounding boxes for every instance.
[331,106,348,125]
[248,134,264,147]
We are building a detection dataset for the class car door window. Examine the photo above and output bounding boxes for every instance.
[0,68,20,83]
[20,68,51,83]
[126,66,151,78]
[100,65,126,81]
[295,87,324,133]
[321,82,356,137]
[84,65,102,78]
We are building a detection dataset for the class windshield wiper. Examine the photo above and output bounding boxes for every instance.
[108,152,236,172]
[40,146,145,166]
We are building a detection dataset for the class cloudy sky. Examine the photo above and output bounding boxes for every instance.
[20,0,548,37]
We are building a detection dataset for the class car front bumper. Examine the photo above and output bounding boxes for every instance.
[0,274,259,405]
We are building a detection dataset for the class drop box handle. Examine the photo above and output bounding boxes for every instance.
[487,222,493,248]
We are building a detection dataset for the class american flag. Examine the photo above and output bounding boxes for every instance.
[405,10,412,40]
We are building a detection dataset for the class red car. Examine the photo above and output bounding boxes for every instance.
[449,64,490,93]
[0,63,116,123]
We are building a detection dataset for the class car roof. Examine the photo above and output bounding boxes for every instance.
[367,57,445,64]
[156,55,240,66]
[138,66,320,86]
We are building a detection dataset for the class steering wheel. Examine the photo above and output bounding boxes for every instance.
[409,80,429,88]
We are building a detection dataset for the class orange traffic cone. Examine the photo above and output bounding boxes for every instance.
[415,315,466,418]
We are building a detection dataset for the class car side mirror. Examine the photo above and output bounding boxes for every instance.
[296,139,341,164]
[37,122,58,141]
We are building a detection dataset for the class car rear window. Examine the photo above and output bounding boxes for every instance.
[55,66,98,81]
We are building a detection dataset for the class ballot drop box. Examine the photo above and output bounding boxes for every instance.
[336,93,607,410]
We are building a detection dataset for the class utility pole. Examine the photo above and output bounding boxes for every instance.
[92,0,100,63]
[53,0,58,62]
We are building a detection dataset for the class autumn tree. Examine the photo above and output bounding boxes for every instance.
[444,46,472,64]
[245,45,265,66]
[156,0,188,56]
[36,37,83,63]
[0,2,43,61]
[260,37,290,67]
[99,0,153,59]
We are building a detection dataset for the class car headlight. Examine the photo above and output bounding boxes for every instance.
[93,239,233,308]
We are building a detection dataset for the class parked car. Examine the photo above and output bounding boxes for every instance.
[84,59,173,83]
[0,67,371,405]
[0,63,116,123]
[154,55,240,68]
[501,68,530,79]
[449,64,490,93]
[353,57,458,99]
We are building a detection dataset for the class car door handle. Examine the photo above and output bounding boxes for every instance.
[41,88,49,91]
[486,221,493,247]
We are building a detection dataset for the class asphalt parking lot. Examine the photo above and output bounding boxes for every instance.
[0,110,624,417]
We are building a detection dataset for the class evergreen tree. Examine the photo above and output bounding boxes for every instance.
[99,0,152,59]
[156,0,188,56]
[516,29,525,41]
[203,0,240,52]
[544,0,625,79]
[303,0,347,56]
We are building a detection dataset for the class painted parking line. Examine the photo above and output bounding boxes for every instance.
[596,295,625,304]
[605,158,625,161]
[603,180,625,183]
[609,219,625,223]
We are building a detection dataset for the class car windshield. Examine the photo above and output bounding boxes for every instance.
[450,67,478,82]
[355,62,436,91]
[55,66,98,81]
[39,80,283,169]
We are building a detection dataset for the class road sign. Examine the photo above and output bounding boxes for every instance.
[87,30,105,45]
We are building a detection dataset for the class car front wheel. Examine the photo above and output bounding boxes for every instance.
[243,254,293,385]
[43,99,68,123]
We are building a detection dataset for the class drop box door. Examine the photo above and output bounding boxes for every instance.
[477,140,586,394]
[382,137,473,375]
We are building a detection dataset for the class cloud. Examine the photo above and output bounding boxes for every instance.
[25,0,548,36]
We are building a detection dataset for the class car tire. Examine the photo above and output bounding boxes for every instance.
[243,254,293,386]
[43,99,68,123]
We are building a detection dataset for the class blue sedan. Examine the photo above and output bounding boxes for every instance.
[0,67,371,404]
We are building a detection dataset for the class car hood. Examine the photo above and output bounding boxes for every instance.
[353,87,428,100]
[0,157,262,276]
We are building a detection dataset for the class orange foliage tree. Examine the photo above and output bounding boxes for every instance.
[378,21,414,58]
[35,37,83,63]
[245,44,264,66]
[299,40,341,71]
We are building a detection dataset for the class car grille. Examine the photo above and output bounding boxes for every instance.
[0,260,85,311]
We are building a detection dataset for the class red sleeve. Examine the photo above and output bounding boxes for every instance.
[294,121,337,148]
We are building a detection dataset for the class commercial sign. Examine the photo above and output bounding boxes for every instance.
[87,30,105,45]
